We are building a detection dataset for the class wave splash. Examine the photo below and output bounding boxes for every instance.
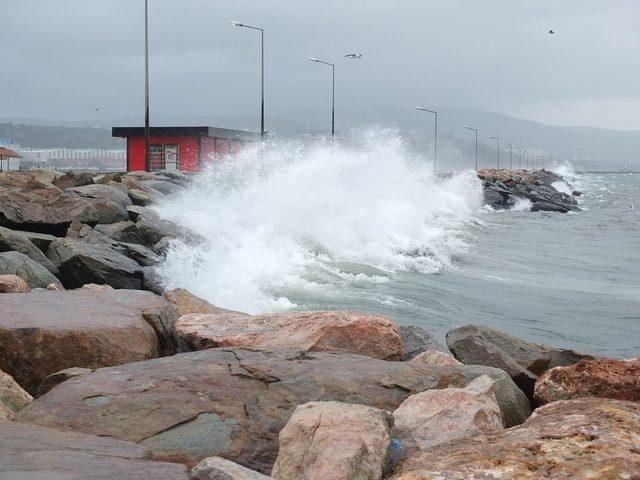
[153,130,483,313]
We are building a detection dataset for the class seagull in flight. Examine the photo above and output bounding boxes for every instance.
[345,53,362,59]
[548,29,555,34]
[95,106,102,111]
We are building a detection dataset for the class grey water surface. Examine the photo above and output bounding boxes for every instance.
[286,173,640,358]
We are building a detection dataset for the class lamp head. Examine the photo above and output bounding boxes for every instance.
[308,57,319,62]
[230,20,243,27]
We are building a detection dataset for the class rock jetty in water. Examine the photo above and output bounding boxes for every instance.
[1,169,637,479]
[478,168,581,212]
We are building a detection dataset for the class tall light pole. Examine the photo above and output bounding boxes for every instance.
[503,142,513,169]
[144,0,150,172]
[488,136,500,169]
[309,58,336,141]
[416,107,438,173]
[231,21,265,137]
[522,150,528,169]
[464,125,478,170]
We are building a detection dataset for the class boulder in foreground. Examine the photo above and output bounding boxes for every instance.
[0,274,29,293]
[192,456,272,480]
[46,237,143,289]
[398,325,444,360]
[0,251,60,288]
[0,420,188,479]
[446,324,593,402]
[17,348,529,473]
[534,356,640,405]
[0,289,184,394]
[164,288,243,316]
[272,401,391,480]
[1,369,32,419]
[393,375,503,456]
[390,397,640,479]
[176,310,404,361]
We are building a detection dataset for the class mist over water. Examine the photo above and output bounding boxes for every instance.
[154,131,482,313]
[155,134,640,358]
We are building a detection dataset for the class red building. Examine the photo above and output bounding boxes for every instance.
[112,126,260,172]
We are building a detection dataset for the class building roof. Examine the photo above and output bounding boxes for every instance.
[112,126,261,141]
[0,147,22,159]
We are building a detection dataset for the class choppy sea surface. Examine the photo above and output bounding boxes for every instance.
[156,134,640,358]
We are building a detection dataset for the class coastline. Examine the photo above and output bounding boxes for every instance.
[0,168,638,479]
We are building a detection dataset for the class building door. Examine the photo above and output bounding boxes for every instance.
[164,145,179,171]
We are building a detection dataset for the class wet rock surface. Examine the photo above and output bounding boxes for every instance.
[271,401,392,480]
[0,274,29,293]
[192,456,272,480]
[390,397,640,480]
[0,419,189,479]
[534,356,640,405]
[0,251,60,288]
[446,324,593,403]
[16,348,529,472]
[478,168,580,212]
[176,310,404,360]
[398,325,444,360]
[392,375,503,457]
[0,289,183,394]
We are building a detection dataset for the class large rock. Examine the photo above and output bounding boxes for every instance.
[390,397,640,479]
[135,208,184,245]
[12,230,57,252]
[446,324,593,402]
[164,288,243,316]
[392,375,503,457]
[54,170,95,189]
[0,251,60,288]
[0,420,189,479]
[1,369,32,419]
[534,356,640,405]
[0,187,129,235]
[272,401,392,480]
[95,220,145,245]
[176,311,404,361]
[0,289,184,394]
[398,325,444,360]
[46,237,143,289]
[36,367,92,398]
[16,348,529,472]
[0,226,59,274]
[410,350,461,368]
[0,274,29,293]
[192,457,272,480]
[67,183,133,209]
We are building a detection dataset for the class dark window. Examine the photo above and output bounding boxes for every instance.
[149,144,179,171]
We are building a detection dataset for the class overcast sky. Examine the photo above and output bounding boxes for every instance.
[2,0,639,131]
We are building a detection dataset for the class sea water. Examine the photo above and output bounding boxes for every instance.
[154,131,640,358]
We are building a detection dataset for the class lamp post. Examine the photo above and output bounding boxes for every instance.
[416,107,438,173]
[231,21,265,137]
[144,0,150,172]
[464,126,478,170]
[522,150,528,169]
[488,136,500,169]
[503,142,513,169]
[309,58,336,141]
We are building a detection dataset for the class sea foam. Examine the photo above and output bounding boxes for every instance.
[153,130,482,313]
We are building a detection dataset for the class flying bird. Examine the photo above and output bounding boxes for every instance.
[345,53,362,59]
[548,29,555,34]
[95,106,102,111]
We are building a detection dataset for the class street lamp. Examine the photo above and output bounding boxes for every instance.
[502,142,513,169]
[488,136,500,169]
[144,0,150,172]
[309,58,336,141]
[464,126,478,170]
[416,107,438,173]
[231,20,265,137]
[522,150,528,169]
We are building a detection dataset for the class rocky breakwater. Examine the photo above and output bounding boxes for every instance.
[0,169,198,292]
[478,168,581,213]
